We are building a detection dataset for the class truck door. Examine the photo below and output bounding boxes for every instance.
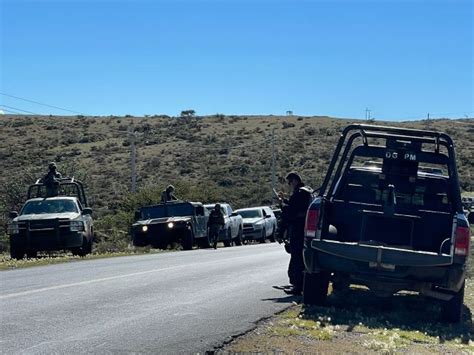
[227,205,235,237]
[195,206,206,237]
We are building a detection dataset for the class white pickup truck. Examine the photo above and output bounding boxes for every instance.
[204,203,244,246]
[235,206,278,243]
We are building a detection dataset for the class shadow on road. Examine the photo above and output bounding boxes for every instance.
[301,287,473,344]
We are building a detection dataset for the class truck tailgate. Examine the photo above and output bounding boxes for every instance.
[311,239,452,267]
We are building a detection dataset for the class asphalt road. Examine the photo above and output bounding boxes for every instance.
[0,243,292,354]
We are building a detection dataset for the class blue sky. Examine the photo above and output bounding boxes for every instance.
[0,0,472,120]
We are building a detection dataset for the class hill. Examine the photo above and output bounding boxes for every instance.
[0,114,472,250]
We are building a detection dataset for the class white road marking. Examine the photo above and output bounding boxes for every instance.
[0,249,284,300]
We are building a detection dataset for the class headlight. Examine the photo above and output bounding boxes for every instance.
[167,222,174,229]
[8,222,19,235]
[142,225,148,232]
[70,221,85,232]
[254,223,263,229]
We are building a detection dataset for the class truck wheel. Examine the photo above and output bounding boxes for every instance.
[10,246,25,260]
[182,230,194,251]
[72,237,91,257]
[199,234,212,249]
[234,227,243,246]
[26,250,38,259]
[303,272,329,306]
[441,282,465,323]
[269,227,276,243]
[224,229,232,247]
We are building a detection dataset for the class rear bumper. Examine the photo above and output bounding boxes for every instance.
[10,231,84,251]
[304,239,466,294]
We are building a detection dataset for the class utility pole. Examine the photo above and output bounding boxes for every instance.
[365,108,371,120]
[271,128,276,203]
[128,124,137,193]
[427,113,430,120]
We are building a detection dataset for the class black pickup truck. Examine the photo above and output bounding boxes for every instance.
[131,201,209,250]
[303,124,472,323]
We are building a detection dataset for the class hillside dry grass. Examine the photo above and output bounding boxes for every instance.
[0,114,473,253]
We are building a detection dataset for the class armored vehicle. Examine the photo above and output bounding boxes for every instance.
[7,179,93,259]
[303,124,471,323]
[132,201,209,250]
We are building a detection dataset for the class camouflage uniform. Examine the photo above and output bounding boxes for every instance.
[282,183,313,291]
[207,206,225,249]
[42,163,62,197]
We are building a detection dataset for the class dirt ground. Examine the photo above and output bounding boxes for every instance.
[219,278,474,354]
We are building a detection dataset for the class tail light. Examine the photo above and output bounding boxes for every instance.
[454,226,470,256]
[304,209,320,239]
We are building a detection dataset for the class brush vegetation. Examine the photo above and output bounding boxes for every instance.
[0,114,473,254]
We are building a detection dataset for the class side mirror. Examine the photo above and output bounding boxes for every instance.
[82,208,93,215]
[468,212,474,225]
[9,211,18,219]
[134,211,141,220]
[264,214,271,219]
[230,212,238,217]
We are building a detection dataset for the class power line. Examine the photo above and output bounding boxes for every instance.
[0,104,40,115]
[0,92,87,115]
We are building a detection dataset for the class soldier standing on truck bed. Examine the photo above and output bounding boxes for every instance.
[208,204,225,249]
[41,162,62,197]
[278,172,313,295]
[161,185,178,203]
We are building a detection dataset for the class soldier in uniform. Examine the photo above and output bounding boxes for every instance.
[161,185,178,203]
[278,172,313,295]
[42,162,62,197]
[207,204,225,249]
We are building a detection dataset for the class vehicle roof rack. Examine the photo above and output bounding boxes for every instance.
[27,178,88,207]
[318,124,461,211]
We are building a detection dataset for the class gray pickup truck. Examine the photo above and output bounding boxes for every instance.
[303,124,472,323]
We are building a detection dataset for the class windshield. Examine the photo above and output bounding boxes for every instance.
[237,210,262,219]
[141,204,194,219]
[21,199,78,215]
[205,206,226,215]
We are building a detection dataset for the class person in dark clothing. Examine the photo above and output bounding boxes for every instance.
[42,162,62,197]
[161,185,178,203]
[278,172,313,295]
[207,204,225,249]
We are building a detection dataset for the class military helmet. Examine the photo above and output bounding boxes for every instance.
[214,203,221,209]
[48,162,57,170]
[166,184,175,192]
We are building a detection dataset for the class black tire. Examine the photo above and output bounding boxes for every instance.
[72,236,92,257]
[303,272,330,306]
[223,229,232,247]
[258,228,266,243]
[269,227,276,243]
[26,250,38,259]
[199,233,212,249]
[234,227,243,246]
[182,230,194,251]
[10,245,25,260]
[441,282,465,323]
